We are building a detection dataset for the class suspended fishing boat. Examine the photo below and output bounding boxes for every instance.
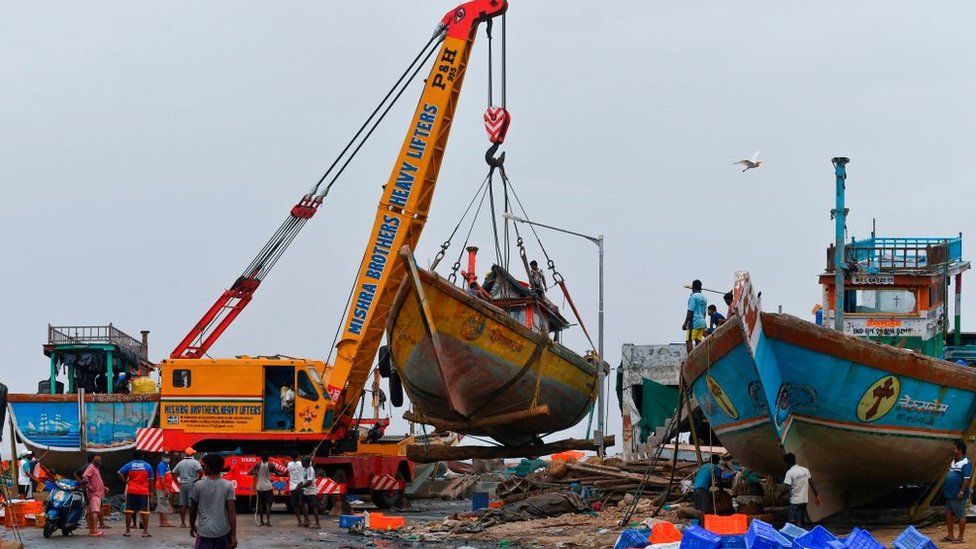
[386,247,599,446]
[6,325,158,477]
[682,272,785,477]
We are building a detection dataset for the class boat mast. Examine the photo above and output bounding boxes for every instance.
[832,157,850,331]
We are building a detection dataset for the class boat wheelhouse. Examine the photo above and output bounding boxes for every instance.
[821,236,970,359]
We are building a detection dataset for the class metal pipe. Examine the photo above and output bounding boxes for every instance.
[832,157,850,331]
[597,234,605,459]
[956,273,963,346]
[502,212,606,457]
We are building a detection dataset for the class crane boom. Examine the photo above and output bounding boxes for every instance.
[324,0,508,429]
[170,193,323,359]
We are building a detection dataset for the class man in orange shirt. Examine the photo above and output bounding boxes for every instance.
[117,450,154,538]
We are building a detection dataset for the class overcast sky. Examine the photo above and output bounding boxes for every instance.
[2,1,975,458]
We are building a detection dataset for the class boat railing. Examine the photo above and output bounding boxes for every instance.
[47,324,148,360]
[826,236,963,273]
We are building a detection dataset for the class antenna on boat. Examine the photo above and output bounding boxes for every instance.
[832,157,850,331]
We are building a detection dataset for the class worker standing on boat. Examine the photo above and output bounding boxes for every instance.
[943,440,972,544]
[783,453,820,526]
[724,291,735,318]
[529,260,546,296]
[693,454,721,514]
[683,280,708,352]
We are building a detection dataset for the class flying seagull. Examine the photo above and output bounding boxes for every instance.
[733,151,762,172]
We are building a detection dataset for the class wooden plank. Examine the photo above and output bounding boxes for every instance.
[402,405,550,432]
[406,436,615,463]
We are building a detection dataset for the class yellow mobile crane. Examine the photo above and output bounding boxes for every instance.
[157,0,510,507]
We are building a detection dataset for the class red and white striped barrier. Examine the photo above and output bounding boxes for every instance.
[135,428,164,453]
[369,474,403,492]
[316,477,346,495]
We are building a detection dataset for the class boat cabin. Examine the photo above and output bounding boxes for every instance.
[42,324,155,395]
[482,264,571,339]
[820,236,970,359]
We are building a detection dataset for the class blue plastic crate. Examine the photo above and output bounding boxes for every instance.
[680,525,722,549]
[792,525,838,549]
[746,520,791,549]
[338,515,365,528]
[614,527,650,549]
[721,535,747,549]
[840,527,862,546]
[472,492,489,511]
[843,529,883,549]
[893,526,937,549]
[779,523,809,542]
[826,541,846,549]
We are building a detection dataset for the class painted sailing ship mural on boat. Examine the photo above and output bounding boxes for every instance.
[6,324,158,474]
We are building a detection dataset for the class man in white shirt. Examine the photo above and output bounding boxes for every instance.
[300,456,320,529]
[286,453,308,527]
[281,383,295,429]
[783,453,820,526]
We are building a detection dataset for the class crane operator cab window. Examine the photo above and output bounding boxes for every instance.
[264,366,295,431]
[293,369,324,433]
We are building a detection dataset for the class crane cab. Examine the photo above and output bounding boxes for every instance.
[159,356,335,451]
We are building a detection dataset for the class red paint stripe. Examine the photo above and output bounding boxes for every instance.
[789,413,962,439]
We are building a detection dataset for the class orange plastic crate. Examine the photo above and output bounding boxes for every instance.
[550,450,585,463]
[651,521,684,543]
[488,500,504,509]
[3,508,27,528]
[703,513,748,535]
[369,515,405,530]
[21,500,43,514]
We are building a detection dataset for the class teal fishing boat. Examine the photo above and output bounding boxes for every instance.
[6,325,158,476]
[684,160,976,520]
[683,273,784,477]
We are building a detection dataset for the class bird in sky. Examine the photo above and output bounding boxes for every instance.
[733,151,762,172]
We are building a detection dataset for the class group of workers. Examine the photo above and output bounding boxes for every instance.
[693,452,819,526]
[59,448,237,547]
[12,446,342,548]
[691,438,975,541]
[683,279,734,352]
[466,259,548,299]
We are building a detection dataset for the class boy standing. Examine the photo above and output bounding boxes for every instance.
[190,453,237,549]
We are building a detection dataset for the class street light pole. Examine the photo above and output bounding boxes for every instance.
[503,212,606,457]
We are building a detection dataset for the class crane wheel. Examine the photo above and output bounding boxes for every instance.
[389,370,404,407]
[378,346,393,378]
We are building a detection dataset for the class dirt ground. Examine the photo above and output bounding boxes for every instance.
[1,500,486,548]
[3,498,966,548]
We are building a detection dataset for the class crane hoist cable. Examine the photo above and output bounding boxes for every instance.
[171,27,447,359]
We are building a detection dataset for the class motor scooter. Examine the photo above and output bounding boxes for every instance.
[42,479,88,538]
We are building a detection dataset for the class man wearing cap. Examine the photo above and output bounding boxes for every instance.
[172,448,203,528]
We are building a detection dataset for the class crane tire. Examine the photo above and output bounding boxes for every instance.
[389,370,404,407]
